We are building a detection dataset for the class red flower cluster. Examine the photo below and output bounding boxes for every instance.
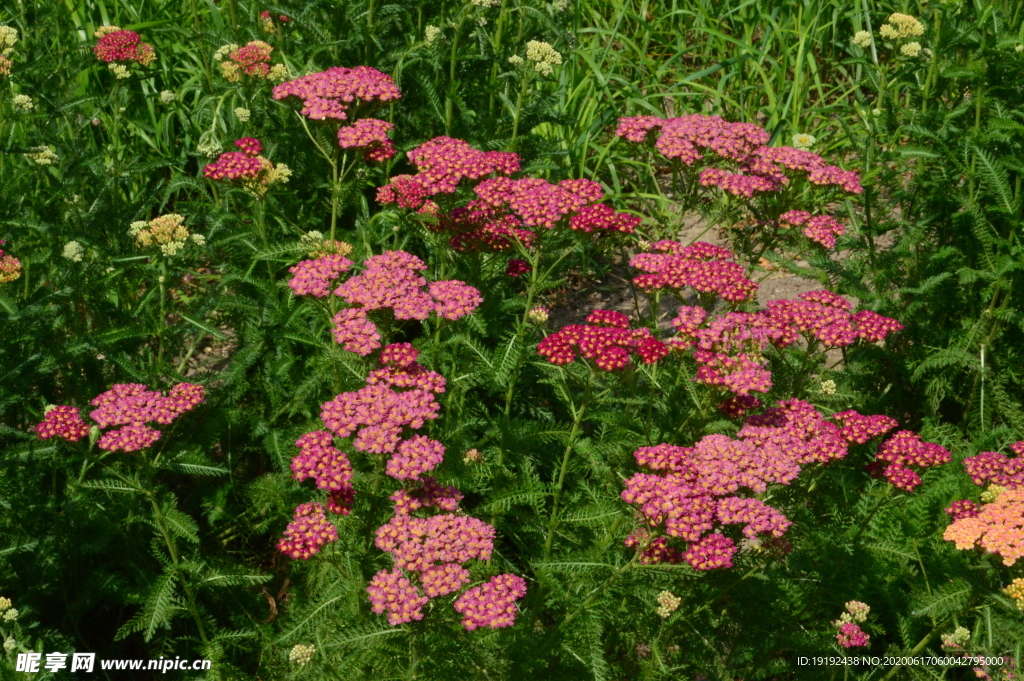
[94,29,155,66]
[870,430,952,491]
[272,66,401,121]
[962,441,1024,489]
[537,309,670,371]
[202,137,268,181]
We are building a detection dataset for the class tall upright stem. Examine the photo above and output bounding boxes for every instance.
[543,367,596,560]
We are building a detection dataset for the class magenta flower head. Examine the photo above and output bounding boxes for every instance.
[367,568,429,625]
[453,574,527,630]
[962,441,1024,489]
[34,406,90,442]
[337,118,395,160]
[837,622,870,648]
[94,28,156,66]
[873,430,951,491]
[277,502,339,560]
[272,66,401,121]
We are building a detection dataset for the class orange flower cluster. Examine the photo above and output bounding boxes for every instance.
[943,488,1024,566]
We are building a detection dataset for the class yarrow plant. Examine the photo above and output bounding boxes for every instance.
[0,241,21,284]
[93,26,155,78]
[128,214,204,257]
[214,41,287,83]
[202,137,291,196]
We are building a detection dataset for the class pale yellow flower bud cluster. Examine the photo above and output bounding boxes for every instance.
[289,644,314,667]
[425,25,441,45]
[109,63,131,79]
[463,448,483,463]
[656,591,680,618]
[0,25,17,75]
[941,626,971,647]
[879,13,924,40]
[981,484,1007,503]
[818,379,837,395]
[471,0,501,6]
[508,54,524,66]
[129,214,200,256]
[525,40,562,75]
[160,90,176,104]
[197,137,223,158]
[25,147,58,165]
[62,241,84,262]
[852,30,872,48]
[551,0,571,10]
[94,25,121,39]
[13,94,33,111]
[234,106,251,122]
[900,42,922,57]
[527,306,550,324]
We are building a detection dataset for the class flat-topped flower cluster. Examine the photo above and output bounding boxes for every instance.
[621,399,943,569]
[537,309,669,371]
[202,137,291,196]
[376,137,639,252]
[34,382,205,453]
[944,441,1024,566]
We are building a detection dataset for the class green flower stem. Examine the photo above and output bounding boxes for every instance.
[879,596,981,681]
[487,0,509,121]
[445,15,467,134]
[542,365,596,561]
[510,69,530,150]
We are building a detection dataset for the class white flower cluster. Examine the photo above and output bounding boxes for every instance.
[551,0,571,10]
[62,241,84,262]
[656,591,680,618]
[470,0,501,7]
[425,25,441,45]
[900,42,922,57]
[197,136,222,158]
[791,133,816,151]
[160,90,176,104]
[234,106,251,122]
[525,40,562,76]
[109,62,130,79]
[13,94,33,111]
[852,30,872,48]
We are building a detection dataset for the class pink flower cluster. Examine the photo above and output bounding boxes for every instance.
[630,240,756,303]
[202,137,268,181]
[272,66,401,121]
[337,118,395,161]
[327,251,481,355]
[320,383,440,454]
[871,430,952,491]
[615,114,862,197]
[0,241,22,284]
[386,435,445,480]
[622,400,898,569]
[381,137,520,197]
[537,309,670,371]
[390,476,463,515]
[368,483,524,628]
[778,210,846,249]
[453,574,527,630]
[377,138,636,251]
[35,383,205,453]
[287,253,354,297]
[94,30,156,66]
[291,430,354,495]
[765,291,903,348]
[277,502,340,560]
[375,513,495,571]
[34,406,90,441]
[837,622,870,648]
[962,441,1024,489]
